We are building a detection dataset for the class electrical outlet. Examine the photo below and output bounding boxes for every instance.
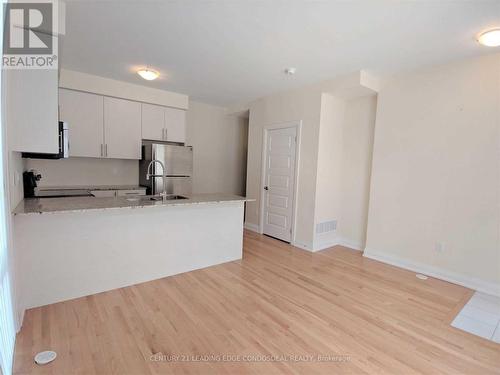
[435,242,445,253]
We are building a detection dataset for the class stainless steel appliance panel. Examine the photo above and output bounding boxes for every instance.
[154,176,192,196]
[152,143,192,176]
[139,142,193,196]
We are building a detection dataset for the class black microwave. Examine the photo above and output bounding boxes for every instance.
[22,122,69,159]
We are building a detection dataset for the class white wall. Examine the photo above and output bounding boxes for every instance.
[312,94,377,251]
[186,100,248,196]
[24,158,139,188]
[1,4,23,370]
[313,93,346,249]
[59,69,188,110]
[365,53,500,295]
[8,152,23,210]
[245,74,377,250]
[338,95,377,249]
[247,86,322,249]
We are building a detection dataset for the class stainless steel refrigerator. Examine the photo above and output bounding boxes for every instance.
[139,142,193,196]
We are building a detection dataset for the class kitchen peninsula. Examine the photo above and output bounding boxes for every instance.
[14,194,248,310]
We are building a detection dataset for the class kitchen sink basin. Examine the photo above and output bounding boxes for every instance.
[126,194,189,202]
[139,194,189,201]
[161,194,188,201]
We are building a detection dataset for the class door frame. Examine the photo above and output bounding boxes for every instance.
[259,121,302,243]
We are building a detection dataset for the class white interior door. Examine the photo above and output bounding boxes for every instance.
[263,126,297,242]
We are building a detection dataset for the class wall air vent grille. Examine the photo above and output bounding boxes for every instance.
[316,220,337,234]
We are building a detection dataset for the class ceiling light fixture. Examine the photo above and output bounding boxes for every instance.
[284,67,296,75]
[477,28,500,47]
[137,68,159,80]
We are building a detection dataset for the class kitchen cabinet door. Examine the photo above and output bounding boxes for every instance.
[142,103,165,141]
[59,89,104,158]
[103,97,141,159]
[164,107,186,143]
[6,69,59,153]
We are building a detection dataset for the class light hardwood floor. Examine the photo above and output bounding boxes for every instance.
[14,230,500,374]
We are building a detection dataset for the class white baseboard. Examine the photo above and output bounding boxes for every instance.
[244,222,260,233]
[312,239,339,252]
[291,241,313,252]
[337,237,363,251]
[16,308,24,332]
[313,234,363,252]
[312,231,339,252]
[292,235,363,253]
[364,248,500,297]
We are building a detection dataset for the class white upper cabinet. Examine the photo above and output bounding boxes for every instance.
[141,103,165,141]
[164,107,186,143]
[141,103,186,143]
[59,89,104,158]
[6,69,59,153]
[57,88,184,160]
[103,97,142,159]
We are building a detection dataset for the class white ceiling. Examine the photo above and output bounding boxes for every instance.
[61,0,500,106]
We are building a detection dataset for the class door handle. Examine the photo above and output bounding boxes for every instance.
[264,186,269,190]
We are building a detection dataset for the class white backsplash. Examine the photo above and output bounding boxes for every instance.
[25,157,139,187]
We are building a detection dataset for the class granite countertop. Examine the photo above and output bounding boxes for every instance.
[36,185,146,192]
[14,193,251,215]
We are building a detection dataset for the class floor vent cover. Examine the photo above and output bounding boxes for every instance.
[316,220,337,234]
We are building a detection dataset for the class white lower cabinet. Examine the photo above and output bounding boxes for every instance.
[91,189,146,198]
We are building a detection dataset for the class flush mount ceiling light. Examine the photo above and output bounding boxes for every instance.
[137,68,159,80]
[477,29,500,47]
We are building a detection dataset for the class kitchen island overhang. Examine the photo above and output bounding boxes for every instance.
[14,194,249,310]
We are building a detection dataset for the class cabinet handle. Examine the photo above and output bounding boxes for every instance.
[162,128,165,140]
[100,144,103,157]
[164,128,168,141]
[105,144,108,157]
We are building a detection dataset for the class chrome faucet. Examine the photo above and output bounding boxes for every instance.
[146,159,167,202]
